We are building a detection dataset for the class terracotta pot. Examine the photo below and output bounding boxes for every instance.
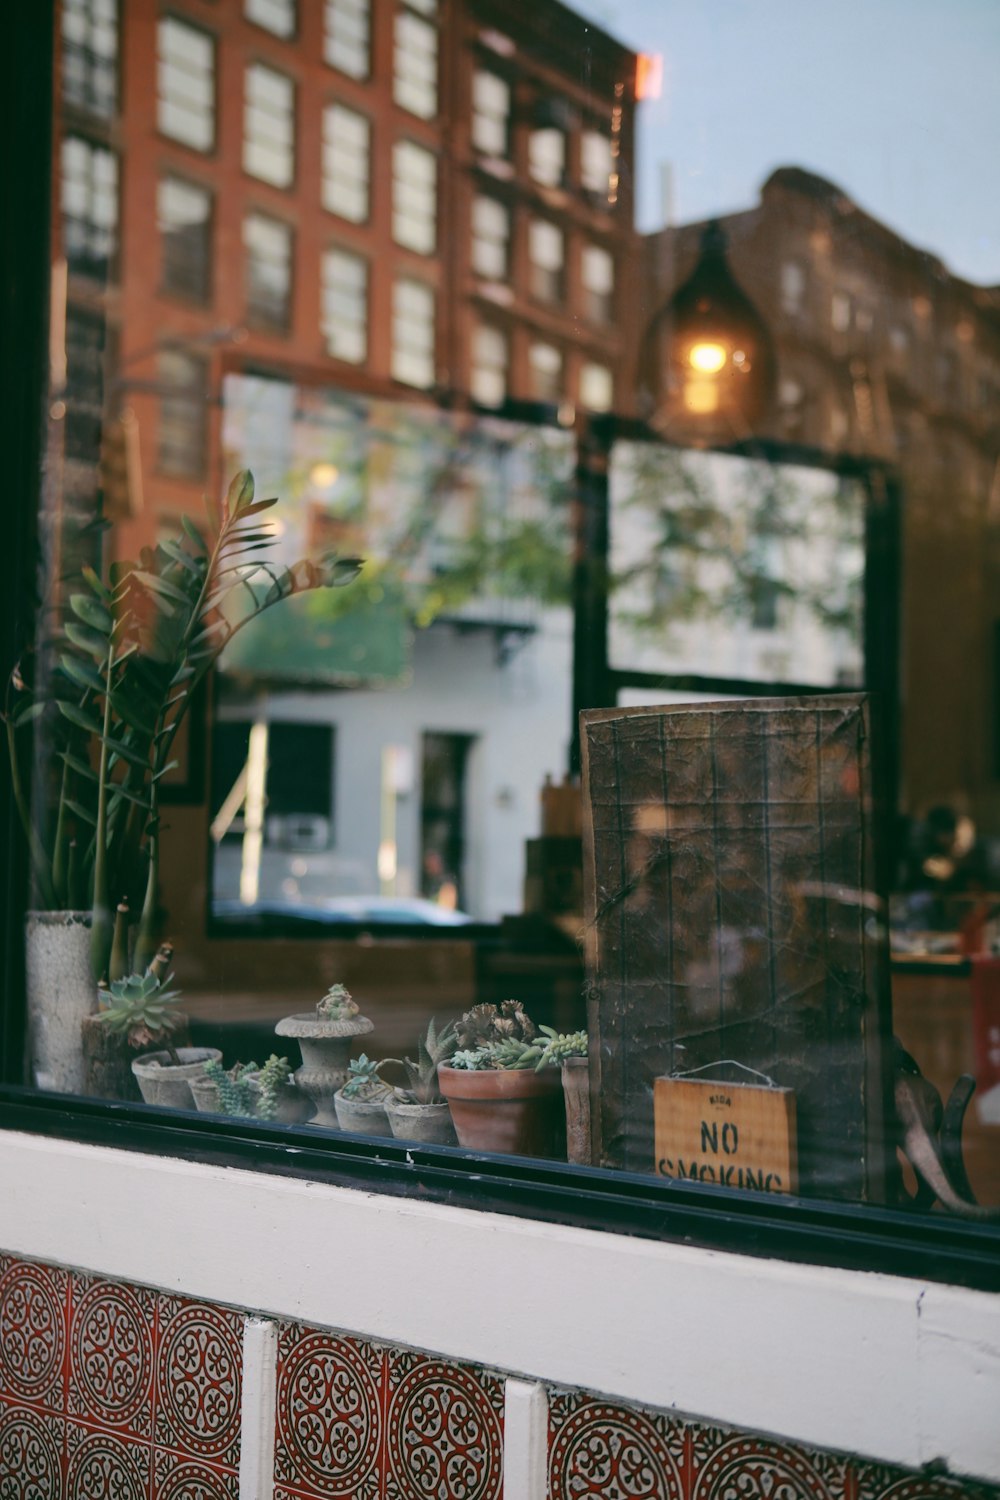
[384,1095,457,1147]
[437,1064,565,1159]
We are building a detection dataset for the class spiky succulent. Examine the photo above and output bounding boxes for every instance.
[317,983,359,1021]
[95,970,182,1052]
[455,1000,536,1052]
[535,1026,588,1069]
[340,1053,390,1101]
[256,1054,293,1122]
[387,1018,457,1103]
[202,1058,259,1118]
[450,1048,493,1071]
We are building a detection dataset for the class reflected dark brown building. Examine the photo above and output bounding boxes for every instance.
[646,167,1000,829]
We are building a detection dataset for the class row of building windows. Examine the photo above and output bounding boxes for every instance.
[471,67,615,203]
[157,6,437,163]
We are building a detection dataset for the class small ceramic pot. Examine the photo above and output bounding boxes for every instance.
[333,1088,391,1137]
[384,1095,457,1147]
[131,1047,223,1110]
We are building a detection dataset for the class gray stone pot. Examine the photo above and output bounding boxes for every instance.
[190,1070,312,1124]
[25,911,94,1094]
[274,1012,374,1128]
[131,1047,223,1110]
[333,1088,392,1137]
[384,1094,457,1146]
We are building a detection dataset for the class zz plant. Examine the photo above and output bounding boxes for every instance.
[4,469,361,981]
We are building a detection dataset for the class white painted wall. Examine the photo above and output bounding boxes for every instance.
[2,1130,998,1485]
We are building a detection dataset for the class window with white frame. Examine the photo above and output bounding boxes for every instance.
[394,10,438,119]
[323,0,370,78]
[392,141,437,255]
[157,17,215,153]
[61,0,117,117]
[831,291,852,333]
[322,104,370,223]
[321,248,367,364]
[158,177,212,303]
[581,129,612,197]
[392,278,436,387]
[61,135,117,282]
[471,196,510,282]
[529,127,566,188]
[245,0,296,38]
[244,64,295,189]
[780,260,806,315]
[580,360,613,412]
[581,244,614,323]
[244,213,293,331]
[529,219,565,304]
[471,324,508,408]
[471,70,510,158]
[529,340,562,402]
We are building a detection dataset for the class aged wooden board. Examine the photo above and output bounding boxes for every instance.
[654,1076,797,1194]
[580,697,892,1201]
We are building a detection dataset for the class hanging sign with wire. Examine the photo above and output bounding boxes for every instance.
[654,1064,797,1195]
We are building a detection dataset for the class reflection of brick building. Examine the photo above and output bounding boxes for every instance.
[53,0,639,564]
[646,167,1000,826]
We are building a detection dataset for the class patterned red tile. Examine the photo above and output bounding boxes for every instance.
[689,1432,845,1500]
[0,1403,65,1499]
[66,1420,149,1498]
[274,1325,384,1500]
[152,1449,240,1499]
[0,1259,68,1413]
[68,1276,155,1437]
[154,1296,242,1470]
[852,1462,998,1500]
[548,1391,685,1500]
[383,1349,504,1500]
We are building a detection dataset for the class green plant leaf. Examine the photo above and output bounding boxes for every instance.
[62,798,97,827]
[329,556,364,586]
[104,736,150,771]
[59,749,98,781]
[226,470,255,514]
[10,700,45,728]
[70,593,114,634]
[182,515,209,553]
[64,621,109,661]
[59,654,105,695]
[131,570,192,606]
[57,700,103,735]
[81,565,112,602]
[159,539,203,575]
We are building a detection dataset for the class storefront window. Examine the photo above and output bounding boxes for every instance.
[4,0,1000,1254]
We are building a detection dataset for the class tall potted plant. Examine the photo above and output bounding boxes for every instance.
[384,1017,459,1146]
[5,469,361,1092]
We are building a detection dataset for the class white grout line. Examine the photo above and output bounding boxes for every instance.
[504,1378,549,1500]
[239,1317,278,1500]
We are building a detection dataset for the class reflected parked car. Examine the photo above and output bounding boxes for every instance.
[213,896,475,931]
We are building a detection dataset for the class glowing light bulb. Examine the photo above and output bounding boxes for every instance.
[688,342,727,374]
[309,462,340,490]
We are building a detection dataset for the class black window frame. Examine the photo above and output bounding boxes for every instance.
[2,2,999,1298]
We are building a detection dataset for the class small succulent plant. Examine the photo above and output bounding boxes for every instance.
[95,970,182,1058]
[256,1054,294,1122]
[340,1053,390,1101]
[202,1059,259,1118]
[317,983,360,1021]
[456,1001,536,1052]
[535,1026,588,1069]
[387,1018,457,1103]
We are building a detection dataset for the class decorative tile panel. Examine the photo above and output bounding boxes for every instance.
[689,1432,845,1500]
[548,1390,685,1500]
[852,1464,998,1500]
[383,1348,504,1500]
[66,1420,150,1498]
[69,1276,155,1437]
[154,1295,243,1469]
[0,1257,68,1413]
[274,1326,385,1500]
[152,1449,240,1499]
[0,1404,64,1500]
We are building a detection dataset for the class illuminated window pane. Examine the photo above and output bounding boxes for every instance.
[529,219,564,303]
[157,17,214,153]
[324,0,370,78]
[581,129,612,196]
[471,325,507,407]
[580,361,613,412]
[244,64,295,189]
[158,177,212,303]
[244,213,293,331]
[581,244,614,323]
[394,12,438,119]
[529,127,565,188]
[61,135,118,282]
[393,141,437,254]
[471,196,510,281]
[61,0,117,117]
[245,0,296,37]
[392,278,436,387]
[157,350,208,478]
[472,70,510,157]
[322,104,370,223]
[321,248,367,363]
[529,340,562,401]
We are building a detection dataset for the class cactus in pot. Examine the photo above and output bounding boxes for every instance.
[383,1018,459,1146]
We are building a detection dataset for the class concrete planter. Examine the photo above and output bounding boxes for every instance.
[25,911,94,1094]
[333,1089,392,1137]
[131,1047,223,1110]
[274,1012,374,1128]
[384,1095,457,1147]
[437,1064,565,1159]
